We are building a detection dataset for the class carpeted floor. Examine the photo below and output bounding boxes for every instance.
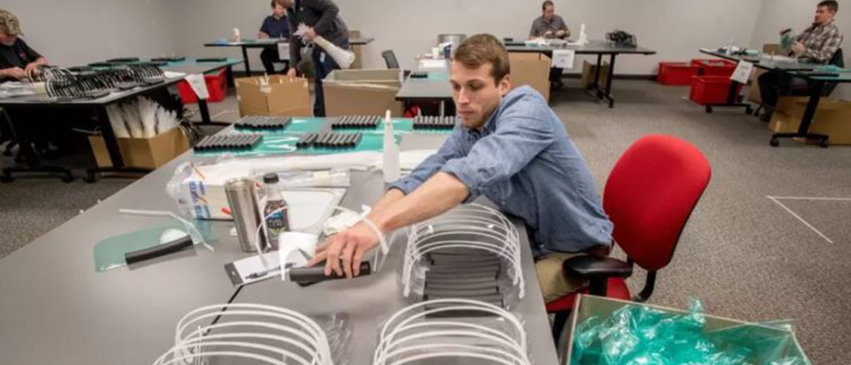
[1,80,849,363]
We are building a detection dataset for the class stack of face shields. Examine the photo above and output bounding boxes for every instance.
[153,303,351,365]
[400,204,525,310]
[374,299,532,365]
[570,298,811,365]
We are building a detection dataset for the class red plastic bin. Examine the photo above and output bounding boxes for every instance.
[657,62,700,85]
[177,68,228,104]
[689,75,743,105]
[691,59,736,77]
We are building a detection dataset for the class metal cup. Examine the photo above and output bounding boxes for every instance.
[224,177,268,252]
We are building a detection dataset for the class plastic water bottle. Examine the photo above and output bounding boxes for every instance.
[383,110,400,183]
[263,173,289,250]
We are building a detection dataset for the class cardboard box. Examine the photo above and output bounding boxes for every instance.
[768,96,851,145]
[580,60,610,90]
[89,127,189,169]
[563,295,810,364]
[235,75,312,117]
[323,69,404,117]
[509,52,551,101]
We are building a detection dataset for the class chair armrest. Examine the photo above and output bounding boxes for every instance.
[563,255,632,280]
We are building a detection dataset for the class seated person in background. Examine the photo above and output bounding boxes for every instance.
[758,0,843,121]
[529,1,570,88]
[308,34,614,304]
[259,0,290,75]
[0,9,48,83]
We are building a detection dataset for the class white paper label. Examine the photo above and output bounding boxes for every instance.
[278,42,290,61]
[185,74,209,100]
[552,49,576,69]
[730,61,754,84]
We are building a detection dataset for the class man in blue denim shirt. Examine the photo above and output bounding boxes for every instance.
[309,34,613,302]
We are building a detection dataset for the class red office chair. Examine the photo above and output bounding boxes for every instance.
[546,135,712,341]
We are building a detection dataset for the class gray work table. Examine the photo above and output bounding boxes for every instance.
[234,134,558,365]
[204,36,375,75]
[0,131,559,365]
[0,152,250,365]
[505,39,657,108]
[395,60,454,117]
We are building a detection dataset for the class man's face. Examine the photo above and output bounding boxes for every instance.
[273,3,286,17]
[544,5,555,21]
[814,5,835,25]
[0,29,16,47]
[450,61,510,129]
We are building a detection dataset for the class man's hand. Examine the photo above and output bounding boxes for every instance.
[543,30,554,38]
[308,222,380,278]
[6,67,27,80]
[259,32,269,39]
[24,62,40,74]
[792,41,806,55]
[286,68,297,78]
[556,30,566,38]
[303,27,317,41]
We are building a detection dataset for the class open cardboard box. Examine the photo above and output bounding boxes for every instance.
[88,127,189,170]
[235,75,312,117]
[562,295,810,365]
[509,52,552,101]
[323,69,404,117]
[769,96,851,145]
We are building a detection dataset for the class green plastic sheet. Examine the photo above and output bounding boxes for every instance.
[93,220,217,272]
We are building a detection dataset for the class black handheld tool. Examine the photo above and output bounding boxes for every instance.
[289,261,371,286]
[124,235,194,265]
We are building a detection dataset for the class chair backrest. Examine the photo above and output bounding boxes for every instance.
[830,48,844,68]
[381,50,400,69]
[822,48,844,96]
[603,135,711,272]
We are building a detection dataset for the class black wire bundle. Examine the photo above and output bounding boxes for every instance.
[43,64,166,99]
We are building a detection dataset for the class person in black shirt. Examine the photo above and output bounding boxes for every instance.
[259,1,290,75]
[0,9,47,83]
[277,0,349,117]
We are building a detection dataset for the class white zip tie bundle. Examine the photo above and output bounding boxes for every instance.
[152,303,335,365]
[373,299,532,365]
[401,203,525,299]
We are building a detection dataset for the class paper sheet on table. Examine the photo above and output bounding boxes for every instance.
[163,71,187,79]
[278,42,290,61]
[418,59,448,70]
[730,61,754,84]
[186,74,209,100]
[552,49,576,69]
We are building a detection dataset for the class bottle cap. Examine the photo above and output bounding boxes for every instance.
[263,173,279,184]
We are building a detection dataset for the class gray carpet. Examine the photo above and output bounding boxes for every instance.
[1,80,849,363]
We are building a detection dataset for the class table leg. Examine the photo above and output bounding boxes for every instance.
[242,46,252,76]
[592,54,603,94]
[602,54,617,108]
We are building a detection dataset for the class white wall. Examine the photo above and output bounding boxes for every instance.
[3,0,182,67]
[333,0,765,74]
[166,0,765,75]
[750,0,851,100]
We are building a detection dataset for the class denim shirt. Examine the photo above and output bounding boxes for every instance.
[390,86,613,255]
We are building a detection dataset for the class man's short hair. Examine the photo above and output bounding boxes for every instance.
[818,0,839,13]
[542,1,554,11]
[271,0,278,8]
[452,34,510,84]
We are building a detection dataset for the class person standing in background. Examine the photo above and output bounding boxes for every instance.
[277,0,349,117]
[259,0,290,75]
[529,1,570,88]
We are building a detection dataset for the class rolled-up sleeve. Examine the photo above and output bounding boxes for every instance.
[389,129,465,195]
[441,113,555,203]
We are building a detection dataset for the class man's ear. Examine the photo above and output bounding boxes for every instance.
[499,75,512,96]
